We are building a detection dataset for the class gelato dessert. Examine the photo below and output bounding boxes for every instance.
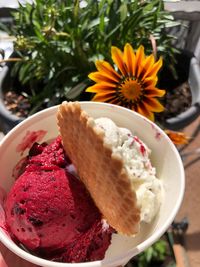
[4,101,163,263]
[57,102,163,235]
[5,137,113,263]
[95,117,162,223]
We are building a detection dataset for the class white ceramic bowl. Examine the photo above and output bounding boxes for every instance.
[0,102,185,267]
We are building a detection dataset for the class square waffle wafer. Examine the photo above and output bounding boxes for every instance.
[57,101,141,235]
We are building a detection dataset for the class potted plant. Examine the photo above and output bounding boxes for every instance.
[1,0,200,145]
[156,48,200,130]
[0,1,192,265]
[0,57,24,132]
[0,0,188,133]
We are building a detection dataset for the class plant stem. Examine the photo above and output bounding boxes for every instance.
[0,58,22,63]
[149,34,157,61]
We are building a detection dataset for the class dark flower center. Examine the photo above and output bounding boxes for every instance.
[120,78,142,101]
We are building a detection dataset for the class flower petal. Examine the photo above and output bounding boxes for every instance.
[135,45,145,77]
[92,92,115,102]
[165,130,190,145]
[143,76,158,87]
[139,54,155,80]
[146,57,163,78]
[86,83,116,93]
[109,98,121,105]
[124,43,136,76]
[143,97,165,112]
[111,46,128,76]
[88,72,118,84]
[95,60,121,82]
[145,88,166,97]
[136,102,155,121]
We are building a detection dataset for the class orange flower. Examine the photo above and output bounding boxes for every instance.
[165,130,190,145]
[86,43,165,121]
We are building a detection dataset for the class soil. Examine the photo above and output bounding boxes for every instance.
[3,81,192,123]
[3,91,31,118]
[162,82,192,118]
[156,81,192,125]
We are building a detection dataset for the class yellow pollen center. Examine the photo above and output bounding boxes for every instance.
[121,79,142,101]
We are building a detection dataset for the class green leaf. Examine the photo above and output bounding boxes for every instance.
[1,0,180,109]
[146,247,154,262]
[87,18,101,30]
[54,65,76,80]
[66,80,89,100]
[105,24,121,41]
[120,3,128,22]
[19,62,32,83]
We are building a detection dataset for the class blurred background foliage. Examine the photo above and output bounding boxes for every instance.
[0,0,179,113]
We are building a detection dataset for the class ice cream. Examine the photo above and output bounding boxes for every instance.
[95,117,162,223]
[57,102,163,235]
[5,137,113,263]
[4,103,163,263]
